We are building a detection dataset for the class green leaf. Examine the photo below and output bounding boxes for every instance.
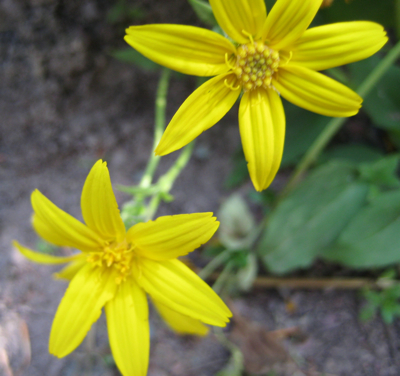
[381,304,395,324]
[349,56,400,137]
[111,48,160,71]
[359,155,400,188]
[322,190,400,268]
[259,162,368,273]
[320,144,383,165]
[319,0,395,28]
[188,0,217,27]
[235,253,258,292]
[359,304,377,322]
[281,100,330,167]
[218,194,255,249]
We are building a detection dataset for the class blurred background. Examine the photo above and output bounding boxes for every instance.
[1,0,400,375]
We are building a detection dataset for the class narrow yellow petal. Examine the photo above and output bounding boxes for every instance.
[263,0,323,50]
[125,24,235,76]
[133,259,231,327]
[290,22,388,71]
[13,241,80,264]
[153,298,209,336]
[155,73,240,156]
[31,190,104,252]
[126,213,219,261]
[274,65,362,117]
[105,278,149,376]
[238,88,285,191]
[54,256,87,280]
[49,265,117,357]
[81,160,125,242]
[209,0,266,43]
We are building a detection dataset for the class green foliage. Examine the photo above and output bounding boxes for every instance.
[218,194,256,250]
[359,155,400,188]
[258,162,369,273]
[349,56,400,146]
[319,0,395,28]
[281,100,330,167]
[320,144,383,165]
[188,0,217,27]
[360,270,400,324]
[322,190,400,268]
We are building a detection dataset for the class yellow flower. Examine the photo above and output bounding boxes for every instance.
[13,160,231,376]
[124,0,387,191]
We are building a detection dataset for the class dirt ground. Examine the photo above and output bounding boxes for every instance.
[1,0,399,375]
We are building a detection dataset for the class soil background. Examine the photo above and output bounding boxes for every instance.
[0,0,399,375]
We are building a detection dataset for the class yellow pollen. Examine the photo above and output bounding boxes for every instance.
[234,67,243,76]
[244,82,253,90]
[233,41,280,91]
[238,48,247,58]
[87,240,135,284]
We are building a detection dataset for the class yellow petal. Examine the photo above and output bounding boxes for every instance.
[155,73,240,156]
[153,298,209,336]
[133,258,231,327]
[126,213,219,261]
[124,24,235,76]
[105,278,149,376]
[263,0,323,50]
[13,241,80,264]
[209,0,266,44]
[49,264,117,357]
[31,190,104,252]
[81,160,125,242]
[274,65,362,117]
[290,22,388,71]
[54,256,87,280]
[238,88,285,191]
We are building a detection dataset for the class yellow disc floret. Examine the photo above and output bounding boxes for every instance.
[234,42,280,91]
[87,240,135,284]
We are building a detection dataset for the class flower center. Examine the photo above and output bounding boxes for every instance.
[87,240,134,284]
[234,41,279,91]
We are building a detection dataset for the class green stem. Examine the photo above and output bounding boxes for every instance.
[139,68,171,189]
[281,41,400,198]
[198,249,232,280]
[145,141,195,220]
[212,260,235,294]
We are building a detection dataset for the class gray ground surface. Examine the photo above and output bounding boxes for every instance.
[1,0,399,375]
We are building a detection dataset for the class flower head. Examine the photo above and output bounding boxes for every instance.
[125,0,387,191]
[14,160,231,376]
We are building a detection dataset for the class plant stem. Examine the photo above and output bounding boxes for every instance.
[145,141,195,220]
[281,41,400,198]
[139,68,171,189]
[212,260,235,295]
[198,248,232,280]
